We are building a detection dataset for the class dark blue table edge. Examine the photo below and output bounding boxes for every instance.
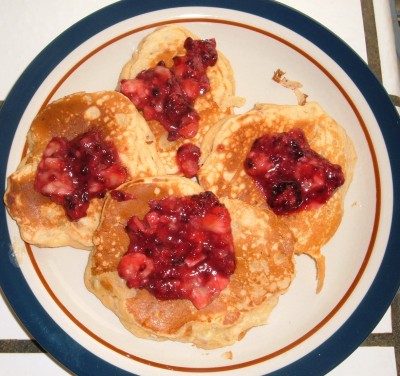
[0,0,399,375]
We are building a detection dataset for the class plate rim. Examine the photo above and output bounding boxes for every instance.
[1,0,399,375]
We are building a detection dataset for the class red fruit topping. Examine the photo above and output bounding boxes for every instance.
[176,143,202,178]
[34,130,127,221]
[120,37,217,141]
[244,128,345,215]
[118,253,155,286]
[110,190,136,202]
[117,191,235,309]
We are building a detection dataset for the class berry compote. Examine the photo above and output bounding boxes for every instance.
[34,129,127,221]
[119,37,218,141]
[176,143,201,178]
[118,191,235,309]
[244,128,345,215]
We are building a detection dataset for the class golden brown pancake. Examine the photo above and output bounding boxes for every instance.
[85,176,295,349]
[198,102,357,291]
[118,24,244,174]
[4,91,166,250]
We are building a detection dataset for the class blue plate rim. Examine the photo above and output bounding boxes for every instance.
[1,0,399,375]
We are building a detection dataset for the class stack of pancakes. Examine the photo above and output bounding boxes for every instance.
[4,25,356,349]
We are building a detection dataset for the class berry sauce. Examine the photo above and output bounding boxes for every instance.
[244,128,345,215]
[119,37,218,141]
[110,190,136,202]
[34,129,127,221]
[118,191,235,309]
[176,143,202,178]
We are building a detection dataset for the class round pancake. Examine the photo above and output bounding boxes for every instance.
[198,102,357,291]
[118,24,244,174]
[85,176,295,349]
[4,91,166,250]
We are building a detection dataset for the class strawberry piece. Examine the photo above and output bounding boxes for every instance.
[118,191,235,309]
[244,128,345,214]
[118,253,154,288]
[201,210,230,234]
[176,143,201,178]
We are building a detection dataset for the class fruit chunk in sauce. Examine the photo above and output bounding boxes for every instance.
[34,129,127,221]
[244,128,345,215]
[118,191,235,309]
[119,37,217,141]
[176,142,201,178]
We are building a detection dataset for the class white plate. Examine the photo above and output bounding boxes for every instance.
[1,1,399,375]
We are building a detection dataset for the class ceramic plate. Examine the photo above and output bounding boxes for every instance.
[1,1,399,375]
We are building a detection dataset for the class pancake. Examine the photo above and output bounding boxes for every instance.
[198,102,357,291]
[118,24,244,174]
[4,91,166,250]
[85,175,295,349]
